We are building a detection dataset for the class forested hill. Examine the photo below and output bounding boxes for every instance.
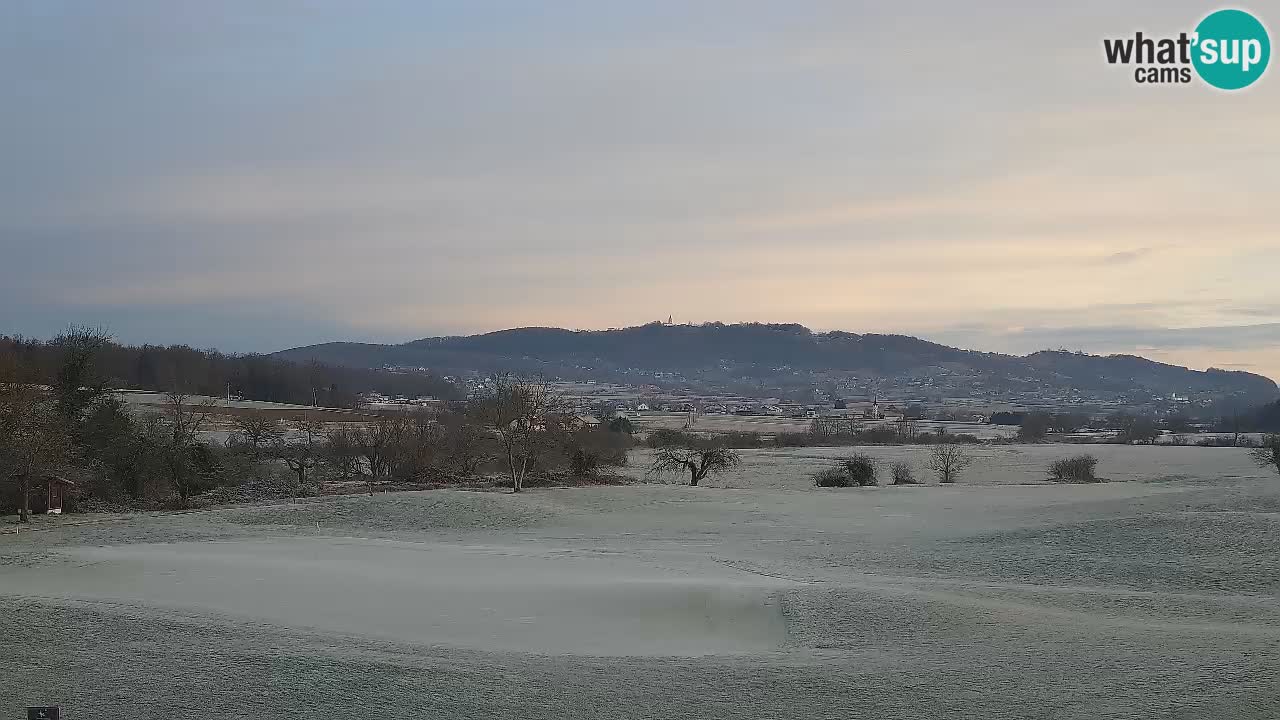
[1,335,461,406]
[274,322,1278,404]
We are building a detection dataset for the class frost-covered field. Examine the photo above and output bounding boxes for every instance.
[628,443,1266,487]
[2,445,1278,719]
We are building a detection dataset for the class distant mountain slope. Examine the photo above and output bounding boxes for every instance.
[274,322,1278,405]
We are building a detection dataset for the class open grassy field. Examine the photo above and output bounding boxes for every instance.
[2,444,1277,718]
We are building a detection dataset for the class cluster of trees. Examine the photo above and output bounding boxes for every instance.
[2,334,632,519]
[648,429,744,449]
[1014,411,1159,443]
[0,332,459,408]
[1018,408,1280,446]
[1014,411,1092,441]
[811,445,974,487]
[460,374,630,491]
[1251,401,1280,432]
[1,329,231,519]
[221,375,636,496]
[1,339,340,518]
[1106,413,1163,444]
[1206,399,1280,435]
[1009,404,1280,445]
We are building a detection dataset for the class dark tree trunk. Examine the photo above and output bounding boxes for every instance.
[18,473,31,523]
[126,473,143,500]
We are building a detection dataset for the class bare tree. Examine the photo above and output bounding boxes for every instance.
[1224,412,1246,447]
[563,423,631,478]
[277,416,324,494]
[649,446,740,486]
[468,374,565,492]
[890,461,918,485]
[439,411,487,475]
[386,409,445,481]
[323,425,361,481]
[229,414,285,459]
[159,390,214,506]
[1111,412,1160,445]
[352,417,398,488]
[895,417,920,442]
[1251,434,1280,477]
[927,444,973,484]
[51,325,112,421]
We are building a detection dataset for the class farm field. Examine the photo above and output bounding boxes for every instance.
[627,443,1267,487]
[2,444,1278,719]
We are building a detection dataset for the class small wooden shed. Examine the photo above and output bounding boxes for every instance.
[30,475,77,515]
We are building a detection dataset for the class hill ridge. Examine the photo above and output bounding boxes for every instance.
[274,322,1277,406]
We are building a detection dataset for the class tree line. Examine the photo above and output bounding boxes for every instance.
[994,404,1280,440]
[1011,409,1276,446]
[0,330,460,408]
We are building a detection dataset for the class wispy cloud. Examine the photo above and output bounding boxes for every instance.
[1096,247,1159,265]
[1,1,1278,381]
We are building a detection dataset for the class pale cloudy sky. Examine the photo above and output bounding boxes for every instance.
[2,1,1278,379]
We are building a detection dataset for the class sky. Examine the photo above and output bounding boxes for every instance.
[2,1,1278,379]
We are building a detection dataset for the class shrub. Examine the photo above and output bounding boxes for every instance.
[565,427,631,477]
[647,429,701,448]
[813,467,852,488]
[852,427,900,444]
[775,432,815,447]
[912,431,981,445]
[842,454,878,486]
[648,429,762,450]
[1250,434,1280,476]
[1196,434,1256,448]
[569,449,601,477]
[722,431,764,448]
[891,462,917,485]
[1047,454,1100,483]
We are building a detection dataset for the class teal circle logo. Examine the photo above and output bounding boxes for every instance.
[1192,9,1270,90]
